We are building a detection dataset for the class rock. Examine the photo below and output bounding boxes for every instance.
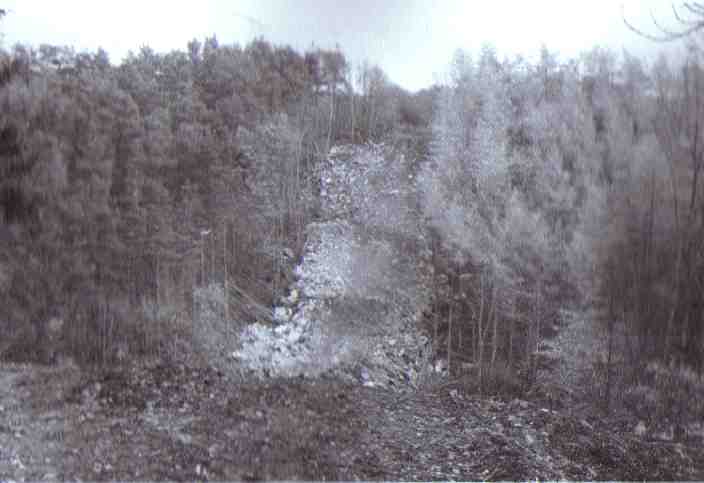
[273,306,292,323]
[282,288,299,306]
[48,317,64,333]
[293,265,304,279]
[360,366,370,382]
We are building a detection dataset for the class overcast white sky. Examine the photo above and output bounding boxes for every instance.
[0,0,693,91]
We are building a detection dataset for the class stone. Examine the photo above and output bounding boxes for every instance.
[359,366,371,382]
[273,306,291,323]
[48,317,64,333]
[283,288,299,305]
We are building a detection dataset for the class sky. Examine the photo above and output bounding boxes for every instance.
[0,0,694,92]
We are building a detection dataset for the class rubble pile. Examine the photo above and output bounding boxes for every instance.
[232,144,433,387]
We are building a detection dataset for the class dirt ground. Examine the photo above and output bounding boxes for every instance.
[2,351,704,481]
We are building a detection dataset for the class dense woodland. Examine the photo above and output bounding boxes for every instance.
[2,8,704,434]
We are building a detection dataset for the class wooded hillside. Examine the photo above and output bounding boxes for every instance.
[2,7,704,449]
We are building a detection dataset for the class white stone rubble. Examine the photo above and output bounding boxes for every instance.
[233,144,433,387]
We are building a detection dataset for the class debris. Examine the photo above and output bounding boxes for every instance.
[273,306,292,323]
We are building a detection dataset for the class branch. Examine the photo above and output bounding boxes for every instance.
[623,2,704,42]
[673,3,689,25]
[623,5,670,42]
[683,2,704,17]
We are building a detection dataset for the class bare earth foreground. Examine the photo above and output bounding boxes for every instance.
[2,353,704,481]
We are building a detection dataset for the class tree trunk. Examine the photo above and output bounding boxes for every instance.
[201,235,206,287]
[477,273,485,388]
[491,286,499,367]
[471,310,477,365]
[529,280,541,387]
[349,78,356,142]
[605,291,615,414]
[211,233,215,285]
[155,255,160,314]
[223,222,229,321]
[327,84,335,154]
[191,263,197,329]
[432,238,439,352]
[447,302,453,376]
[508,308,514,369]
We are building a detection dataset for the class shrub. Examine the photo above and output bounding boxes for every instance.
[623,383,659,423]
[644,361,704,430]
[454,361,523,398]
[483,361,523,397]
[0,292,192,368]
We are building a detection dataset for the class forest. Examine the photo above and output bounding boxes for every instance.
[2,4,704,480]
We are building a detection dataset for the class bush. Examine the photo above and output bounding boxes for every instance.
[192,283,247,365]
[623,383,659,423]
[63,297,183,367]
[645,362,704,429]
[483,361,523,397]
[0,293,192,368]
[618,361,704,439]
[454,362,523,398]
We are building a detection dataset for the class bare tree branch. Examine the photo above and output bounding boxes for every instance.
[684,2,704,17]
[673,3,688,24]
[623,2,704,42]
